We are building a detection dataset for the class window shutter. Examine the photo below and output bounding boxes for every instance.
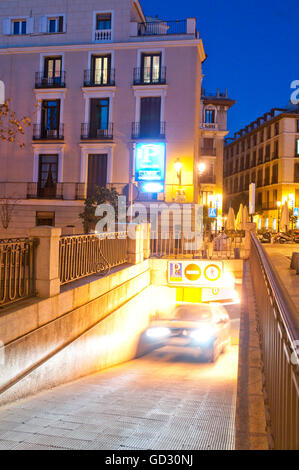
[2,19,11,35]
[39,16,47,33]
[59,16,64,32]
[27,17,34,34]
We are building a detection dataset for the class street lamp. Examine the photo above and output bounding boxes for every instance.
[174,158,183,185]
[277,200,281,233]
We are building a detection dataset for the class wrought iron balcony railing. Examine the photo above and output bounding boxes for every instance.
[83,69,115,87]
[138,20,187,36]
[35,72,66,88]
[133,67,166,85]
[33,124,64,140]
[81,123,114,140]
[131,122,166,140]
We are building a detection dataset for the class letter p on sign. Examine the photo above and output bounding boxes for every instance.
[0,80,5,105]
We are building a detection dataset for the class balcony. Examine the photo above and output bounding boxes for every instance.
[35,72,66,88]
[83,69,115,87]
[137,19,190,36]
[94,29,112,42]
[133,67,166,86]
[132,122,166,140]
[81,123,114,140]
[27,182,86,200]
[200,123,218,130]
[33,124,64,140]
[200,147,216,157]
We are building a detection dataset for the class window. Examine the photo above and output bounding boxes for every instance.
[267,126,271,140]
[89,98,109,137]
[273,140,279,159]
[141,53,162,84]
[257,192,262,208]
[275,122,279,136]
[13,19,26,35]
[296,139,299,156]
[139,97,161,138]
[96,13,111,30]
[252,151,257,167]
[297,120,299,132]
[205,109,216,124]
[36,211,55,226]
[38,155,58,198]
[41,100,60,137]
[253,134,257,146]
[87,154,107,197]
[257,169,263,187]
[260,129,264,143]
[251,171,256,184]
[258,148,263,164]
[264,166,270,185]
[272,164,278,184]
[265,144,271,161]
[48,16,64,33]
[43,57,63,85]
[91,55,111,85]
[273,189,278,206]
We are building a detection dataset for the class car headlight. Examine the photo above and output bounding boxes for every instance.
[190,325,216,344]
[146,327,171,339]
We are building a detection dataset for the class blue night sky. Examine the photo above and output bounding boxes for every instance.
[140,0,299,136]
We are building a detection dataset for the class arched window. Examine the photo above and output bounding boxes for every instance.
[204,106,216,124]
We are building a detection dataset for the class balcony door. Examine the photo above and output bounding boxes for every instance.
[41,100,60,137]
[38,155,58,198]
[91,55,111,85]
[141,53,161,84]
[140,97,161,138]
[89,98,109,138]
[44,57,62,84]
[87,154,107,198]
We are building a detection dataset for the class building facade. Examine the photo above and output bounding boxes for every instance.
[224,106,299,231]
[0,0,232,237]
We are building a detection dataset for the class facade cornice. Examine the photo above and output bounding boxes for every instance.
[0,38,203,55]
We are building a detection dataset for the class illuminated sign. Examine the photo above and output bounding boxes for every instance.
[209,208,217,218]
[135,143,166,183]
[294,207,299,217]
[168,261,229,287]
[141,182,164,193]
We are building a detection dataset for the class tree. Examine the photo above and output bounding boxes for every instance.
[79,186,120,234]
[0,100,31,147]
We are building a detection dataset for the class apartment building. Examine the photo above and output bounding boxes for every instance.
[0,0,232,237]
[224,105,299,231]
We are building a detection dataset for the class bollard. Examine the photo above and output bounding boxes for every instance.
[290,252,299,270]
[296,257,299,275]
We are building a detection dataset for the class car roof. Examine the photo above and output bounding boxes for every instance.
[173,303,226,322]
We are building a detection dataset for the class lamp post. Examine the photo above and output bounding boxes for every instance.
[174,158,183,186]
[277,200,281,233]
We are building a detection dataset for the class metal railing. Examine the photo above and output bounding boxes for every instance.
[133,67,166,85]
[83,69,115,87]
[33,124,64,140]
[80,123,114,140]
[250,233,299,449]
[0,238,35,306]
[59,232,128,285]
[35,72,66,88]
[150,231,245,259]
[131,122,166,140]
[138,20,187,36]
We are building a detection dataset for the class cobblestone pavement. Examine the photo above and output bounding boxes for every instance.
[0,307,239,450]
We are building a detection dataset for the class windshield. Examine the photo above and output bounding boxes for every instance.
[174,304,213,322]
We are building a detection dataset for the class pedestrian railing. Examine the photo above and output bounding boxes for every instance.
[59,232,128,286]
[0,238,35,307]
[150,231,245,259]
[250,232,299,449]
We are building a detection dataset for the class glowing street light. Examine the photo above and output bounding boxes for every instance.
[174,158,183,185]
[198,162,206,175]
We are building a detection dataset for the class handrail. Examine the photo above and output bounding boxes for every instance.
[251,232,299,348]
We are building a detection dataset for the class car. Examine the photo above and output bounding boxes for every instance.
[293,230,299,243]
[142,303,231,363]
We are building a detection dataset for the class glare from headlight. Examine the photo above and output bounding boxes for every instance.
[146,327,171,339]
[190,325,216,344]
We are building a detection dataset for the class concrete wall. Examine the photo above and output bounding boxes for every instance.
[0,260,153,406]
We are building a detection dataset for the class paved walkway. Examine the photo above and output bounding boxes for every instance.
[0,307,239,450]
[264,244,299,313]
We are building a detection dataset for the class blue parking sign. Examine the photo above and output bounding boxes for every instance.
[294,207,299,217]
[209,208,217,218]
